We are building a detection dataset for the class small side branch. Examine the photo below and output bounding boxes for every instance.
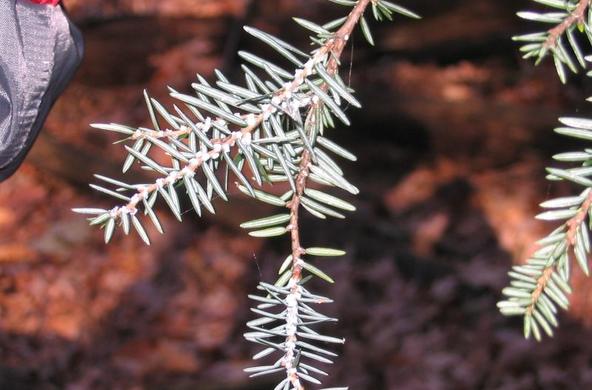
[108,121,260,219]
[524,189,592,317]
[97,0,372,227]
[544,0,590,49]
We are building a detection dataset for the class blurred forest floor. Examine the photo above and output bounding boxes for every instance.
[2,0,592,389]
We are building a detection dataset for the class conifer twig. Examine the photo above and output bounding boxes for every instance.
[544,0,590,49]
[281,2,372,387]
[78,0,421,386]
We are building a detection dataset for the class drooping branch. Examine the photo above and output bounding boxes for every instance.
[280,1,373,387]
[281,110,314,390]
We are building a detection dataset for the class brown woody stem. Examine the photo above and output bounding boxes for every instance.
[567,189,592,245]
[528,267,555,315]
[544,0,590,49]
[281,1,372,388]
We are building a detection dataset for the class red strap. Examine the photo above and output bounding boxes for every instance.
[28,0,60,5]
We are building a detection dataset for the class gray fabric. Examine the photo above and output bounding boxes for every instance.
[0,1,83,181]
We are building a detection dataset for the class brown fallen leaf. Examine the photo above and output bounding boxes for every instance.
[0,243,38,263]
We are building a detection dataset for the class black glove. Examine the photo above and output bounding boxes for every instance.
[0,1,83,182]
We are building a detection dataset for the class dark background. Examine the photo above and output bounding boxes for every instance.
[2,0,592,388]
